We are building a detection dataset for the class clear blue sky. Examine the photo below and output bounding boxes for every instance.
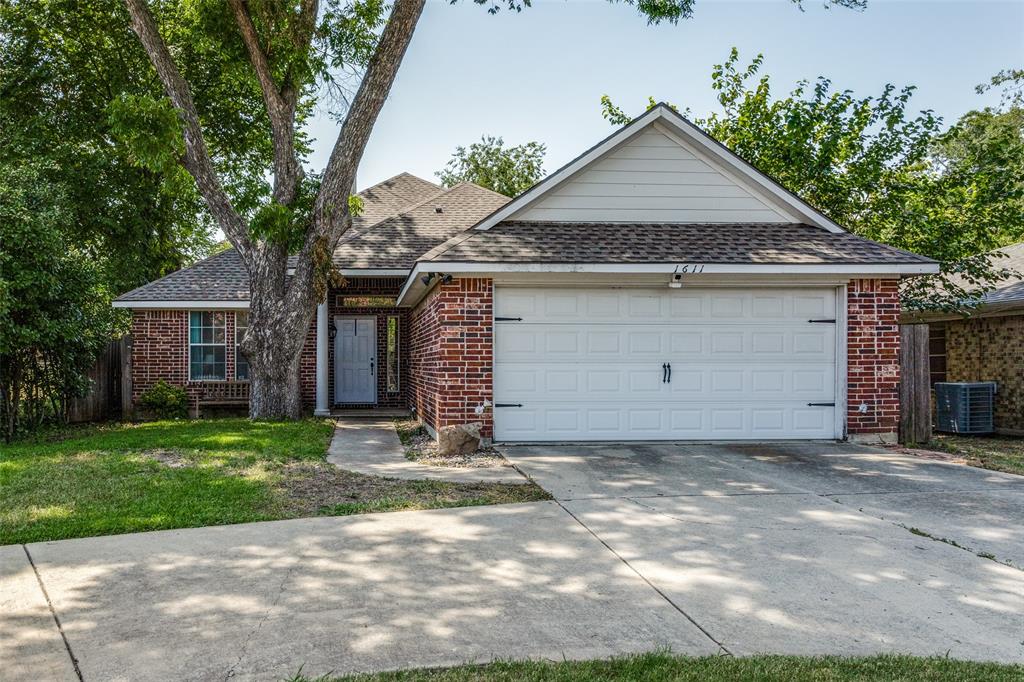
[306,0,1024,189]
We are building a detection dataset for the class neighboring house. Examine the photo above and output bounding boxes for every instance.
[907,242,1024,435]
[114,104,938,443]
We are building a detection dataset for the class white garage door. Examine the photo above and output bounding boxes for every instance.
[493,287,839,441]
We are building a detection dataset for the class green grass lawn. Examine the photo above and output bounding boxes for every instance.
[921,434,1024,476]
[291,652,1023,682]
[0,418,548,545]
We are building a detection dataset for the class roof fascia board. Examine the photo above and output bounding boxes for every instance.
[397,260,939,306]
[422,262,938,275]
[112,300,250,309]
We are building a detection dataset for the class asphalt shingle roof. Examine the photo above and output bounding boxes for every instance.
[332,183,509,269]
[956,242,1024,309]
[114,176,506,303]
[116,248,251,302]
[353,172,443,229]
[421,221,937,265]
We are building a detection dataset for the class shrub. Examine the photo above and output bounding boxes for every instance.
[138,380,188,419]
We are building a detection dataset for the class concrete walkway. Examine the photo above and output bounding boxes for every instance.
[326,418,528,484]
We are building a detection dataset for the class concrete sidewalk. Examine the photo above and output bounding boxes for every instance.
[3,504,715,681]
[327,418,528,484]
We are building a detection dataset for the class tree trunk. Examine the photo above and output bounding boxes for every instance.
[248,349,304,420]
[243,247,318,420]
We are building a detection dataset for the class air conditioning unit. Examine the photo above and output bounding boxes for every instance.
[934,382,996,434]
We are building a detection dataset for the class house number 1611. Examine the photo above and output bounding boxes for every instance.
[677,264,705,273]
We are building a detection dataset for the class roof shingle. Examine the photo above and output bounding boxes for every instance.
[422,221,936,265]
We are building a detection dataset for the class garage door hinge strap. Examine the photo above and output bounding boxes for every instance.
[807,402,836,407]
[495,317,523,322]
[495,403,523,408]
[808,319,836,323]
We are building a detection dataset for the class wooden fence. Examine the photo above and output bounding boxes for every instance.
[899,324,932,445]
[67,336,131,423]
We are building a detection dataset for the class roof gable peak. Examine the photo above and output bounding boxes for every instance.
[470,104,844,234]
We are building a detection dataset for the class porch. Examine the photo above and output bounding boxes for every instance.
[310,276,410,415]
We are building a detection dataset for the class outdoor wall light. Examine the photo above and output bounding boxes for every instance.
[439,274,454,284]
[420,272,435,286]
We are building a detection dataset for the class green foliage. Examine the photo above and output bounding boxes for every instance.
[0,161,117,440]
[464,0,865,24]
[602,50,1024,312]
[0,0,222,294]
[438,136,546,197]
[137,380,189,420]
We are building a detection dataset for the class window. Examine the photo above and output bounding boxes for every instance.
[235,312,250,381]
[386,315,400,393]
[189,311,226,381]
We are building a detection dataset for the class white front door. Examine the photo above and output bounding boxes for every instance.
[493,287,840,441]
[334,317,376,404]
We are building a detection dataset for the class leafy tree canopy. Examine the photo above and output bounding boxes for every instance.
[437,136,546,197]
[0,161,118,440]
[601,50,1024,313]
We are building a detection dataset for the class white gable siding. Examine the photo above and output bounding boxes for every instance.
[515,128,793,223]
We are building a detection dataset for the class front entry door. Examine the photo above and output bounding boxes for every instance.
[334,317,376,404]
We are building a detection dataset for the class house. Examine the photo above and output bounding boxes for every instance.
[113,104,938,443]
[906,242,1024,435]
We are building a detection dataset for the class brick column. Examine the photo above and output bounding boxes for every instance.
[409,278,493,439]
[846,279,900,442]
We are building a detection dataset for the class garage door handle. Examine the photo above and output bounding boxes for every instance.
[667,363,672,383]
[807,402,835,407]
[495,403,522,408]
[662,363,668,383]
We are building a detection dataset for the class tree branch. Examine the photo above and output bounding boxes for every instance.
[314,0,425,235]
[287,0,424,309]
[123,0,251,253]
[227,0,310,205]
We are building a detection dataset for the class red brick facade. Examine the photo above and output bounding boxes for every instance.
[129,276,901,441]
[846,278,901,437]
[409,278,494,439]
[129,309,242,411]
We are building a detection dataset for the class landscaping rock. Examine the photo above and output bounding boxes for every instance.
[437,422,483,457]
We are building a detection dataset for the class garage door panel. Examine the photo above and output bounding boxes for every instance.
[498,362,834,402]
[494,287,839,441]
[493,402,836,440]
[499,288,836,324]
[498,326,834,363]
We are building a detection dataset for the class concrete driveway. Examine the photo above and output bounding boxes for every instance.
[501,442,1024,661]
[3,442,1023,680]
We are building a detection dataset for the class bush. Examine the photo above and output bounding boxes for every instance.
[137,380,189,419]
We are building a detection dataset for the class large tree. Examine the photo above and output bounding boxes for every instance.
[120,0,865,419]
[602,51,1024,312]
[438,136,546,197]
[0,1,257,293]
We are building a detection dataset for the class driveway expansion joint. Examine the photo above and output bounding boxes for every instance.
[552,499,732,656]
[23,544,84,682]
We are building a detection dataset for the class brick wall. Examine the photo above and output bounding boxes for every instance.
[129,309,241,413]
[945,314,1024,433]
[130,310,188,403]
[409,278,493,438]
[846,279,901,438]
